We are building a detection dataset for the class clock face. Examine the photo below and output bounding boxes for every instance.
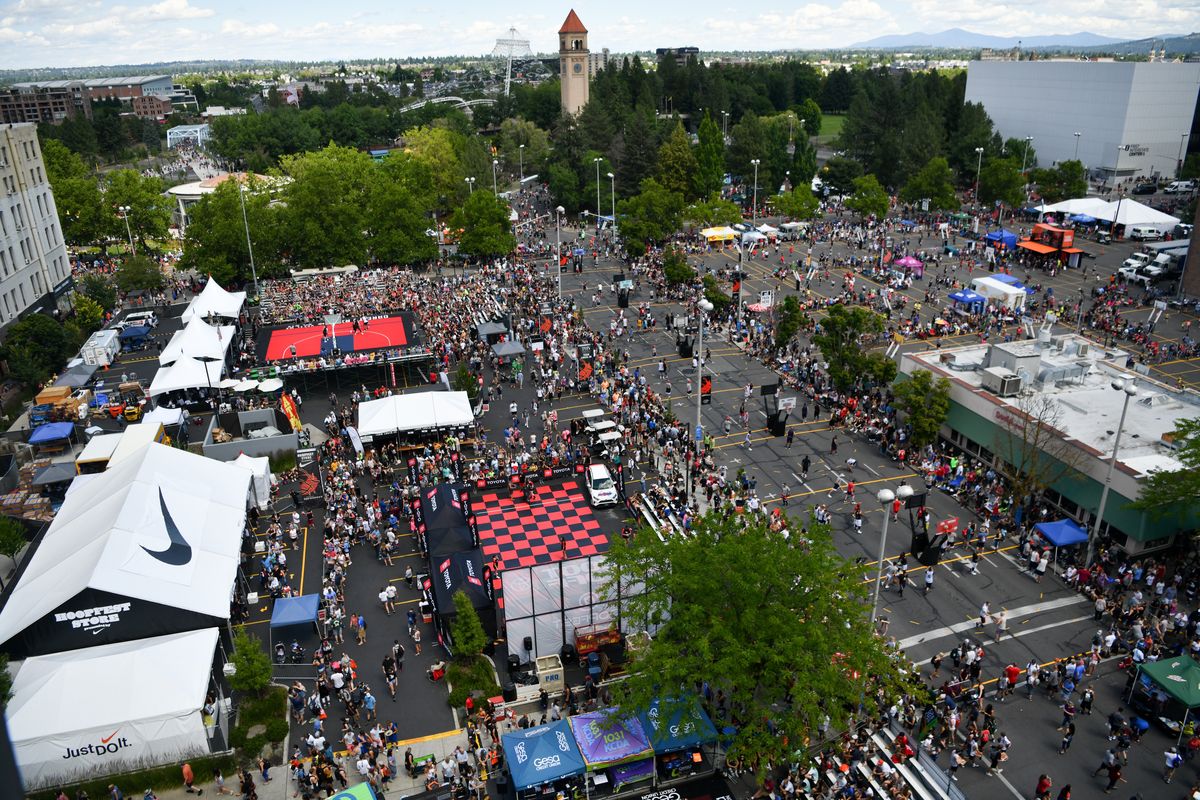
[573,62,583,74]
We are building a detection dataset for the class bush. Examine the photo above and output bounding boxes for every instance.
[446,657,501,709]
[265,717,290,743]
[27,754,238,800]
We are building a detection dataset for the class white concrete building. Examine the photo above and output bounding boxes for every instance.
[965,61,1200,181]
[0,123,72,327]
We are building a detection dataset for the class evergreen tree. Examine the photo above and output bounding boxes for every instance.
[695,112,726,198]
[655,122,699,200]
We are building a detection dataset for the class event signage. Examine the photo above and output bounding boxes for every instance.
[54,602,131,634]
[569,711,652,765]
[62,729,135,761]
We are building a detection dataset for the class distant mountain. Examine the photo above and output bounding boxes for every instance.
[1078,32,1200,55]
[848,28,1128,49]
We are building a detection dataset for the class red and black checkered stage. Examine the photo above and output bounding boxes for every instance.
[475,481,609,570]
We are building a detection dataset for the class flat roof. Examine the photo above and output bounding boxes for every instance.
[11,75,169,90]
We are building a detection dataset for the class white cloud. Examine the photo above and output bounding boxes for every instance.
[220,18,279,37]
[0,24,47,45]
[141,0,212,20]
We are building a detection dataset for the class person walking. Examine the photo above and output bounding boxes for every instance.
[1059,722,1076,754]
[994,611,1009,641]
[212,769,231,796]
[356,613,367,645]
[786,428,794,448]
[181,763,203,795]
[413,626,422,655]
[1164,747,1183,783]
[1035,774,1052,800]
[800,455,811,481]
[1093,748,1118,777]
[978,601,990,629]
[1102,762,1125,793]
[923,567,935,596]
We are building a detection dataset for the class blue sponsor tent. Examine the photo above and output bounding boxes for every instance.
[270,594,320,628]
[984,229,1018,249]
[1034,518,1088,548]
[637,697,719,753]
[503,720,587,790]
[28,422,74,446]
[949,289,986,310]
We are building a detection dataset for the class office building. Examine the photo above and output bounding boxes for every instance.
[0,124,73,326]
[900,336,1200,553]
[0,76,176,125]
[587,48,610,79]
[965,61,1200,180]
[656,46,700,67]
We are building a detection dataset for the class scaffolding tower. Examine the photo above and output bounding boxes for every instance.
[491,27,533,97]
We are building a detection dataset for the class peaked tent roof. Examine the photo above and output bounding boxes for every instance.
[419,483,469,531]
[1094,198,1180,229]
[356,391,474,436]
[1034,518,1088,548]
[503,719,587,790]
[1038,197,1112,217]
[149,356,225,396]
[270,594,320,628]
[559,9,587,33]
[1140,655,1200,708]
[0,442,250,648]
[159,318,235,365]
[181,278,246,324]
[637,697,719,753]
[6,627,219,742]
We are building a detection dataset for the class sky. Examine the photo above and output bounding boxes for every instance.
[1,0,1198,70]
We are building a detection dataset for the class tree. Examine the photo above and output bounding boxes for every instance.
[181,178,281,287]
[1,314,75,385]
[1181,153,1200,181]
[114,255,165,293]
[685,194,742,227]
[1030,160,1087,205]
[991,393,1084,509]
[702,274,731,313]
[900,157,958,211]
[228,629,273,698]
[51,176,112,246]
[450,590,490,661]
[365,175,438,266]
[103,170,173,247]
[774,295,810,347]
[73,295,104,335]
[451,362,480,401]
[797,98,822,136]
[694,112,726,199]
[450,191,516,258]
[77,273,117,312]
[497,118,551,178]
[774,188,820,221]
[892,369,951,449]
[0,517,27,591]
[662,247,695,286]
[811,304,895,392]
[978,157,1025,210]
[845,174,889,220]
[600,510,906,770]
[1131,418,1200,516]
[616,178,684,258]
[655,122,699,200]
[547,163,582,213]
[280,145,375,268]
[818,156,862,196]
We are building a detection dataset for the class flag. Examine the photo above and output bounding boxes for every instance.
[279,393,303,432]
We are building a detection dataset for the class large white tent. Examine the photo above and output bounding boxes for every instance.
[357,391,475,437]
[1094,198,1180,233]
[148,356,225,397]
[233,453,275,510]
[0,443,250,658]
[181,279,246,324]
[1037,197,1112,217]
[159,318,235,366]
[6,628,219,790]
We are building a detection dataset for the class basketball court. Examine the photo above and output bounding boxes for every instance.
[260,313,418,362]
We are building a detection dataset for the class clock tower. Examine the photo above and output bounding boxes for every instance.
[558,9,589,116]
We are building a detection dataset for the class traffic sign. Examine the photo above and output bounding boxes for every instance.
[695,425,703,442]
[936,517,959,535]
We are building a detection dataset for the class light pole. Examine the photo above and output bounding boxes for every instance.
[1076,287,1086,337]
[492,159,499,195]
[721,111,729,144]
[237,183,259,297]
[593,157,602,228]
[1020,136,1034,173]
[750,158,761,226]
[1178,134,1189,178]
[973,147,985,205]
[519,144,525,183]
[872,484,914,625]
[606,171,615,235]
[1073,132,1082,161]
[693,298,714,509]
[555,205,564,301]
[117,205,135,255]
[1084,379,1138,566]
[465,176,475,195]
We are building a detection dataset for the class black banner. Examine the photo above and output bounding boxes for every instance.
[409,497,424,531]
[468,512,480,548]
[406,455,420,487]
[449,451,462,481]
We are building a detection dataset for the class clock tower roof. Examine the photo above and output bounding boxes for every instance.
[558,9,587,34]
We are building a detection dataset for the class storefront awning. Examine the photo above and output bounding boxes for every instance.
[1017,241,1056,255]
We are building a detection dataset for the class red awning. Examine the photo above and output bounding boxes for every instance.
[1018,240,1057,255]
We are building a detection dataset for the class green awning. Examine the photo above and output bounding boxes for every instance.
[1140,656,1200,708]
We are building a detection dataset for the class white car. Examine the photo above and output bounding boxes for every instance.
[586,463,619,507]
[119,310,159,330]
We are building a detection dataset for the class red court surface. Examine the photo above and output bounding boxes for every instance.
[475,481,609,571]
[264,316,409,361]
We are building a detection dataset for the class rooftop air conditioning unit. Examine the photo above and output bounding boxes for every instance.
[1076,343,1089,358]
[997,375,1022,397]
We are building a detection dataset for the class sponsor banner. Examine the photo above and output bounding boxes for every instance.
[406,456,420,489]
[279,393,303,432]
[450,451,463,481]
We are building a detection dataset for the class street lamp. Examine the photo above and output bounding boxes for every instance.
[692,298,714,509]
[465,176,475,195]
[1084,379,1139,566]
[593,157,602,227]
[492,159,499,195]
[1178,134,1190,179]
[750,159,761,226]
[871,484,914,625]
[1076,287,1086,338]
[1073,132,1082,161]
[1020,136,1034,173]
[117,205,135,255]
[606,171,615,236]
[237,183,259,297]
[519,144,525,182]
[555,205,565,301]
[721,111,730,143]
[973,147,985,205]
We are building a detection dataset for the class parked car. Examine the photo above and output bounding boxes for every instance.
[1132,182,1158,195]
[1129,226,1163,241]
[586,463,619,507]
[1117,265,1163,287]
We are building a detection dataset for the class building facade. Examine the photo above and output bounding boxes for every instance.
[0,83,90,124]
[0,124,72,326]
[558,10,590,116]
[965,61,1200,181]
[0,76,176,125]
[656,47,700,67]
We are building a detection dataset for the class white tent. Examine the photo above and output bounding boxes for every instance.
[159,318,235,366]
[233,453,275,510]
[149,356,225,397]
[699,226,736,241]
[357,391,475,437]
[0,442,250,658]
[1094,198,1180,233]
[6,628,219,790]
[142,406,187,427]
[181,279,246,324]
[1037,197,1112,217]
[107,422,164,469]
[970,276,1026,310]
[756,224,779,234]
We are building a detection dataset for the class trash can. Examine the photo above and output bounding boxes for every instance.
[419,601,433,624]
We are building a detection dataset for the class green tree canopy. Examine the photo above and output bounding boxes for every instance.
[892,369,952,449]
[1131,417,1200,516]
[661,247,695,286]
[450,190,517,258]
[366,172,438,266]
[229,629,273,698]
[685,194,743,227]
[978,156,1025,210]
[1,314,76,386]
[616,178,684,258]
[114,255,165,293]
[601,510,906,770]
[181,178,281,287]
[655,121,700,200]
[819,156,862,196]
[0,516,27,591]
[1030,160,1087,205]
[450,590,490,661]
[497,117,551,178]
[103,169,173,248]
[900,156,958,211]
[774,188,820,221]
[694,112,726,199]
[812,304,895,392]
[280,144,375,268]
[774,295,810,347]
[846,174,889,220]
[77,274,117,312]
[73,295,104,335]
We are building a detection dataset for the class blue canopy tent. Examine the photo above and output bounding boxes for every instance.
[28,422,74,448]
[984,229,1018,250]
[1070,214,1097,225]
[949,289,986,311]
[269,593,321,654]
[119,325,152,351]
[502,720,587,793]
[1034,518,1089,564]
[637,698,719,754]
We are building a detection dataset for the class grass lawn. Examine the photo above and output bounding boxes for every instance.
[818,113,845,144]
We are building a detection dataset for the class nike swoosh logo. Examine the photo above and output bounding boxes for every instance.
[141,489,193,566]
[100,730,119,744]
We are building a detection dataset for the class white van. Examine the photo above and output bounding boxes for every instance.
[1164,181,1196,194]
[119,310,159,330]
[1129,226,1163,242]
